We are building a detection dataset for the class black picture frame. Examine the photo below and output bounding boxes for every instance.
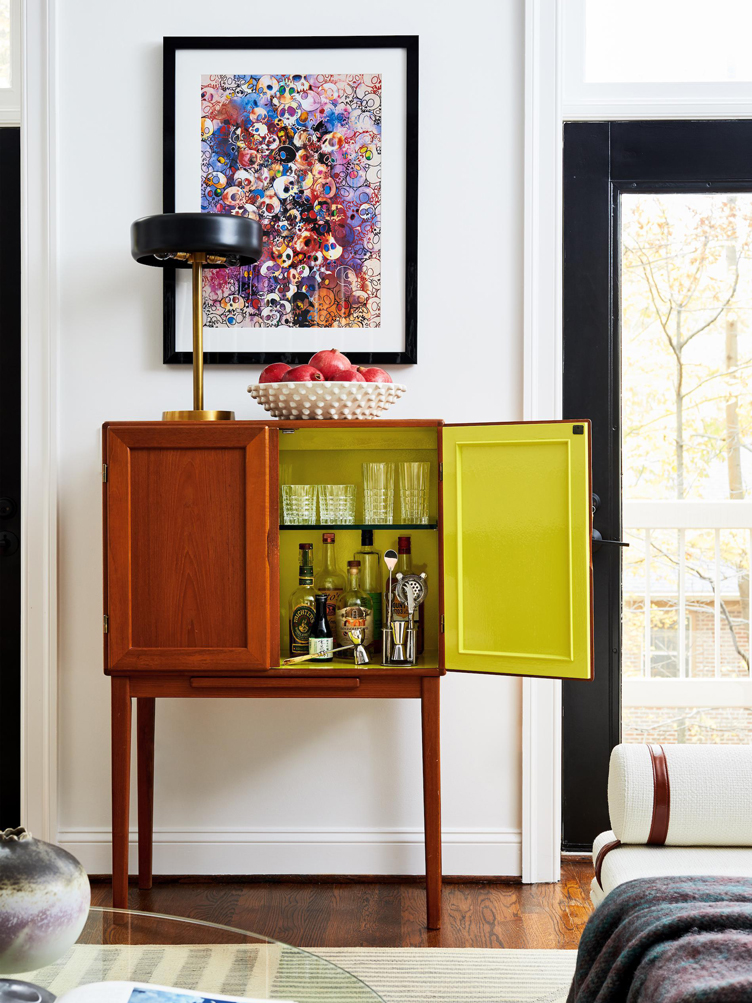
[163,35,419,366]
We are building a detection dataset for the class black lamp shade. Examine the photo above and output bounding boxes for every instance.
[131,212,263,268]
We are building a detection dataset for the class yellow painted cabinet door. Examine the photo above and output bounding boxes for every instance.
[442,421,593,679]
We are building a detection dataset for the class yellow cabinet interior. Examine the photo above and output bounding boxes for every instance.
[276,421,592,680]
[277,425,441,669]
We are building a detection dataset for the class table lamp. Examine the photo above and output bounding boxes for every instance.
[131,212,263,420]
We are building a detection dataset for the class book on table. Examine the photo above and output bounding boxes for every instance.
[48,984,296,1003]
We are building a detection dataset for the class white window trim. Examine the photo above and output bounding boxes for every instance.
[523,0,752,881]
[522,0,563,884]
[21,0,58,841]
[562,0,752,120]
[0,0,22,126]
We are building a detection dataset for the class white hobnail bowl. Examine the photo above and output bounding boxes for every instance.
[247,381,407,420]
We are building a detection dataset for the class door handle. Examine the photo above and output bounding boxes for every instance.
[0,531,19,556]
[592,529,629,552]
[0,497,16,519]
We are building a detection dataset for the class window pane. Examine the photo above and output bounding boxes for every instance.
[0,0,10,90]
[586,0,752,83]
[622,707,752,744]
[622,194,752,502]
[621,191,752,745]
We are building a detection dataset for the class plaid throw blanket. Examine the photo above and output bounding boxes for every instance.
[567,876,752,1003]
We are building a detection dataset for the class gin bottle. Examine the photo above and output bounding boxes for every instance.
[335,560,374,654]
[314,531,345,636]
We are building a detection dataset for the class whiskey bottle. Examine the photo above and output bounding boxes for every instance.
[354,529,382,652]
[314,531,345,637]
[384,535,424,655]
[289,542,317,657]
[335,560,374,654]
[309,593,333,662]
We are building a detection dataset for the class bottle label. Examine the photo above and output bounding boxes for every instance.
[290,604,315,655]
[368,592,382,632]
[309,636,334,659]
[336,606,374,647]
[323,589,342,627]
[387,584,409,621]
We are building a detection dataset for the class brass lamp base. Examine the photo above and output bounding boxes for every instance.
[162,409,235,421]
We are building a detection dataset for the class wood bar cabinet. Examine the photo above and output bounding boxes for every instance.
[103,418,593,928]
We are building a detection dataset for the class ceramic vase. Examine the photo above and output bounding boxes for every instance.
[0,827,90,973]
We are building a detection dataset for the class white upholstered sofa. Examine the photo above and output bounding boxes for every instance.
[591,743,752,906]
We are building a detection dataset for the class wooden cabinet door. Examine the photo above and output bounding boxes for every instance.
[104,424,277,672]
[441,420,593,680]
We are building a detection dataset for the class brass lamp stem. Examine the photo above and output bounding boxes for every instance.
[162,251,234,421]
[192,257,204,411]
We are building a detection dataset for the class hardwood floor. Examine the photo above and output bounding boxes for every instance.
[90,860,594,948]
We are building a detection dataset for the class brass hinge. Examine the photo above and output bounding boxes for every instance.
[102,464,108,483]
[440,614,445,633]
[439,462,443,481]
[103,614,109,634]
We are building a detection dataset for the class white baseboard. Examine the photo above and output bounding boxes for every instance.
[58,827,522,877]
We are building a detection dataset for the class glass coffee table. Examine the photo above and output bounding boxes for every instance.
[9,908,382,1003]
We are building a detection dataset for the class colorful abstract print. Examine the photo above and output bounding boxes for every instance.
[200,73,382,330]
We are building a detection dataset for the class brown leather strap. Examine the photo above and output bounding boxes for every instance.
[594,838,621,889]
[647,744,671,845]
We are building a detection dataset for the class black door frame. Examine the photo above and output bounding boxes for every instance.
[0,126,21,825]
[561,120,752,850]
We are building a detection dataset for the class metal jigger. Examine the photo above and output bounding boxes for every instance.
[384,572,428,667]
[391,620,408,662]
[346,628,370,665]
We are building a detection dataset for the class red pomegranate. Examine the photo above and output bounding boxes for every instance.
[339,368,366,382]
[308,348,352,380]
[283,365,324,382]
[258,363,291,383]
[357,367,393,383]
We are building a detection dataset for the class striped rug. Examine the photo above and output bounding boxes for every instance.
[17,943,577,1003]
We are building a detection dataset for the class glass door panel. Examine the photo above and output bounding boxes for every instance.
[621,192,752,743]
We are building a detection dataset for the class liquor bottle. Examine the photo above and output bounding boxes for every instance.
[335,560,374,655]
[308,593,333,662]
[354,529,382,652]
[314,532,345,637]
[289,542,317,657]
[384,535,424,655]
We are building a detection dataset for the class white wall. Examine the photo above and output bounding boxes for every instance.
[56,0,526,875]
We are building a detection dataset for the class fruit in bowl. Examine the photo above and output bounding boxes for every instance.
[282,365,323,382]
[308,348,353,381]
[250,350,402,417]
[257,351,396,387]
[358,367,392,383]
[259,363,291,383]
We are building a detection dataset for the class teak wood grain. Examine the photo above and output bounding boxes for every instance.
[421,676,442,929]
[129,675,424,700]
[104,420,445,930]
[111,677,131,910]
[136,697,155,891]
[189,677,361,689]
[104,424,275,673]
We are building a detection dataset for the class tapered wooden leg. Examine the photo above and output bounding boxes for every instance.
[111,677,131,909]
[137,697,155,890]
[421,676,442,929]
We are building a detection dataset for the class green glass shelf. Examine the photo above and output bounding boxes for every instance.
[280,523,438,531]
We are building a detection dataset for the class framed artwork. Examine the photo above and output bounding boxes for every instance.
[163,36,419,366]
